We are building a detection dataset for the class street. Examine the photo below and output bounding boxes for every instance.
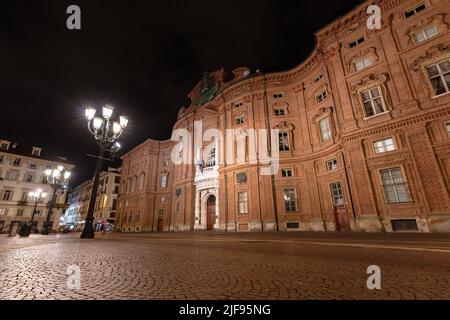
[0,232,450,300]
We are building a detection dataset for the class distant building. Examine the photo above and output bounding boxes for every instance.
[63,167,121,231]
[0,139,75,233]
[116,0,450,233]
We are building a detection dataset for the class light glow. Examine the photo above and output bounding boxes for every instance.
[45,169,52,176]
[64,171,71,180]
[52,170,60,178]
[119,115,128,128]
[112,122,121,134]
[103,105,114,119]
[85,107,96,120]
[93,117,104,130]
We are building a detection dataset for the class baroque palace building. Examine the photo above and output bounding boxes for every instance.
[116,0,450,233]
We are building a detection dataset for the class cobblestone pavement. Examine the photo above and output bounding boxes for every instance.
[1,232,450,300]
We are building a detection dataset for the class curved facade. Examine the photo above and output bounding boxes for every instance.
[117,0,450,233]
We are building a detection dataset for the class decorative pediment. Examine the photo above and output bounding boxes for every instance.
[351,72,390,94]
[405,13,449,46]
[410,44,450,71]
[273,121,295,131]
[347,47,380,72]
[310,83,329,103]
[312,107,334,123]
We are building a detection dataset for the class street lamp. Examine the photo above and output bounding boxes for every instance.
[19,189,48,237]
[81,105,128,239]
[41,166,71,235]
[29,188,47,225]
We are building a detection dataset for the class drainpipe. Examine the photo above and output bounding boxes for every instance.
[340,150,357,231]
[263,73,280,232]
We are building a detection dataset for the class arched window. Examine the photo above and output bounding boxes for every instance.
[206,148,216,167]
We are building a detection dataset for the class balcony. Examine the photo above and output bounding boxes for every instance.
[194,165,219,185]
[17,201,28,206]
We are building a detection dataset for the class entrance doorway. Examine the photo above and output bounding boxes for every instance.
[157,209,164,232]
[334,206,350,232]
[206,195,216,230]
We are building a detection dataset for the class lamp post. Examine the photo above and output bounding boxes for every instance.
[29,189,47,225]
[19,189,48,237]
[41,166,71,235]
[81,105,128,239]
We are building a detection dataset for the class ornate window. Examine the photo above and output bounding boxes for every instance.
[326,159,338,171]
[281,168,293,177]
[426,59,450,96]
[235,115,245,125]
[354,57,373,71]
[274,107,286,116]
[238,192,248,215]
[206,148,216,167]
[361,87,387,118]
[319,117,332,142]
[373,138,396,154]
[349,37,365,48]
[413,25,438,44]
[330,182,344,206]
[283,188,298,212]
[273,93,283,99]
[445,123,450,136]
[160,175,168,188]
[316,90,328,103]
[236,172,247,184]
[379,167,411,204]
[404,3,426,18]
[278,132,290,152]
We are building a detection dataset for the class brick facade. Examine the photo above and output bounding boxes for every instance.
[117,0,450,233]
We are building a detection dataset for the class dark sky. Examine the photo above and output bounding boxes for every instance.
[1,0,362,187]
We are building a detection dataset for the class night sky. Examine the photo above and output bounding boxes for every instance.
[1,0,362,187]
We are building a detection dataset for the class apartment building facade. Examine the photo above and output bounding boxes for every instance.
[0,139,74,233]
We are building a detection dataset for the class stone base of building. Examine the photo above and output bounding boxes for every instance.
[120,213,450,233]
[263,222,277,232]
[310,219,326,232]
[428,214,450,233]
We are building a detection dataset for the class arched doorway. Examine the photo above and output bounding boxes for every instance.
[206,195,216,230]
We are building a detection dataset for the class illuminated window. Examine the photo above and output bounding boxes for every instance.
[413,26,438,44]
[354,57,373,71]
[326,159,338,171]
[319,117,332,142]
[206,148,216,167]
[361,87,386,118]
[278,132,290,152]
[373,138,396,154]
[238,192,248,215]
[380,168,411,204]
[330,182,344,206]
[160,175,168,188]
[426,59,450,96]
[283,188,298,212]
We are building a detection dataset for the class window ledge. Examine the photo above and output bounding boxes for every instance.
[363,111,390,121]
[432,92,450,99]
